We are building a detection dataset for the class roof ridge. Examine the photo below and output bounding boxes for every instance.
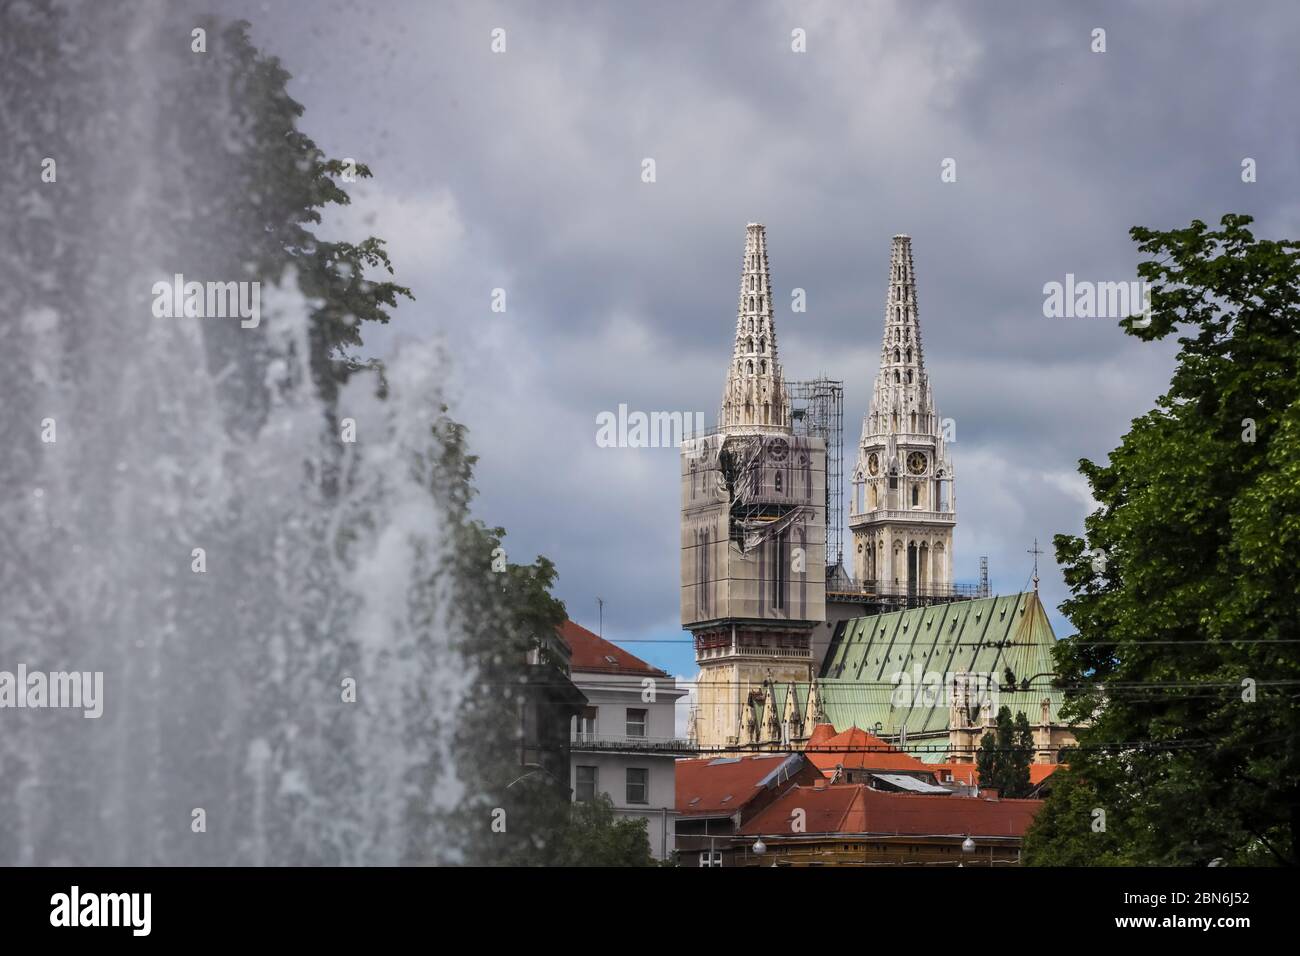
[558,619,668,677]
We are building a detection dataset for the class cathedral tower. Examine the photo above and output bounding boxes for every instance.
[682,224,826,749]
[849,235,956,595]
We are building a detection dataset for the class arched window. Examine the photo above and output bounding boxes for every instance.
[894,371,900,383]
[749,318,755,333]
[760,359,767,374]
[747,360,754,374]
[759,336,766,352]
[748,337,755,353]
[906,348,912,363]
[907,370,914,383]
[912,485,919,507]
[893,348,901,363]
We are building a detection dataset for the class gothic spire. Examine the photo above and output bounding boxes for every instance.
[881,234,925,378]
[864,234,936,441]
[720,222,791,432]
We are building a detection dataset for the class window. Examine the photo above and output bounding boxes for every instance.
[577,706,597,739]
[699,850,722,867]
[575,766,597,803]
[626,708,647,738]
[626,768,649,805]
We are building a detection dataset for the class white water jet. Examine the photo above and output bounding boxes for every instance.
[0,0,474,866]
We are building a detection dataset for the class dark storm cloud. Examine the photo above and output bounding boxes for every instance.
[211,0,1300,667]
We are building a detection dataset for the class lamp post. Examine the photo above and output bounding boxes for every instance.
[959,835,975,866]
[752,838,766,861]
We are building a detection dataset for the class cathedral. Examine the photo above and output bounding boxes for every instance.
[682,225,1077,765]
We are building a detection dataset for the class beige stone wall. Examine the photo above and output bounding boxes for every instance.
[694,657,813,750]
[681,433,826,628]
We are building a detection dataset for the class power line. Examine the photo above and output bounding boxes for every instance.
[500,677,1300,690]
[610,637,1300,645]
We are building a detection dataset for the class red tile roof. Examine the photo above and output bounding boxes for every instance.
[676,753,812,816]
[1030,763,1059,785]
[804,724,936,776]
[925,762,1061,788]
[739,783,1043,838]
[930,763,979,786]
[558,620,667,677]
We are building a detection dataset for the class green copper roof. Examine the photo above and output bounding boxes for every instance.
[816,592,1062,738]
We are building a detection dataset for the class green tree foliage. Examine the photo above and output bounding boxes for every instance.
[975,706,1035,799]
[1030,215,1300,866]
[551,795,655,867]
[1023,766,1127,866]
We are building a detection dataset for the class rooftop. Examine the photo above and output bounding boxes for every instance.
[558,619,668,678]
[739,783,1044,839]
[676,753,808,817]
[817,591,1063,747]
[804,723,936,776]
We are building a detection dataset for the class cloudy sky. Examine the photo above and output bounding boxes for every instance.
[217,0,1299,681]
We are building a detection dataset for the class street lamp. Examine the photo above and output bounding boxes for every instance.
[752,838,767,857]
[961,836,976,855]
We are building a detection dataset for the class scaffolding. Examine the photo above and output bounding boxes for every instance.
[789,378,844,570]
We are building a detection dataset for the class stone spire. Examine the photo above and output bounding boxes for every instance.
[882,234,924,374]
[862,235,939,443]
[720,223,791,433]
[849,234,956,592]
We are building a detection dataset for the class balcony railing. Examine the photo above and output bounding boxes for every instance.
[829,580,983,600]
[696,644,812,660]
[570,732,695,753]
[849,509,956,524]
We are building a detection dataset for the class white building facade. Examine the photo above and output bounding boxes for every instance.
[561,621,687,860]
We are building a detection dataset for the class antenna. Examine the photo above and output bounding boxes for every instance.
[979,556,989,597]
[597,597,604,638]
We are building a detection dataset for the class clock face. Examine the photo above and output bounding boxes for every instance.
[867,453,880,476]
[768,438,789,462]
[907,452,927,475]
